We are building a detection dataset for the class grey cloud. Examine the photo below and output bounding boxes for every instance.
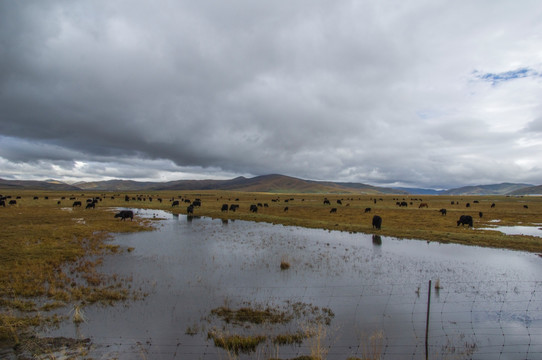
[1,1,542,188]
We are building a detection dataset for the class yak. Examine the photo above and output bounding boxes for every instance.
[457,215,473,227]
[372,215,382,230]
[114,210,134,221]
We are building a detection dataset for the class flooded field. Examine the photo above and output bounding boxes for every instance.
[44,209,542,359]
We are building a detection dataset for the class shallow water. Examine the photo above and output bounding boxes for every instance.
[46,209,542,359]
[479,225,542,238]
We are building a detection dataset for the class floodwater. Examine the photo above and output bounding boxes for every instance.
[45,209,542,359]
[479,224,542,238]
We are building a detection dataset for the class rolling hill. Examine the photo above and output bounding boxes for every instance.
[440,183,534,195]
[0,175,539,195]
[75,174,406,194]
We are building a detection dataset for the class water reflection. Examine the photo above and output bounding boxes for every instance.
[48,210,542,360]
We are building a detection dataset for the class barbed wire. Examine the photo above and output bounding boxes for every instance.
[69,279,542,359]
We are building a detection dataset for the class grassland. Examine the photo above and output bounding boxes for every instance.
[0,191,155,352]
[0,189,541,356]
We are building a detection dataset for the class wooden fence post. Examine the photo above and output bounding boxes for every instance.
[425,279,432,360]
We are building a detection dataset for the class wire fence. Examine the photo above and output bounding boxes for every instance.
[71,279,542,360]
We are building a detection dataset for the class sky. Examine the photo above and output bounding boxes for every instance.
[1,1,542,189]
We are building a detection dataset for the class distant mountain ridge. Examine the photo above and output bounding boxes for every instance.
[440,183,534,195]
[0,175,539,195]
[75,174,405,194]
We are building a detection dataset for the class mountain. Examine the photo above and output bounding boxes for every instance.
[1,175,538,195]
[74,174,407,194]
[392,187,446,195]
[75,179,160,191]
[508,185,542,196]
[440,183,534,195]
[0,178,80,190]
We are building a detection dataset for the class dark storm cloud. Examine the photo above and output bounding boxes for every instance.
[1,0,542,188]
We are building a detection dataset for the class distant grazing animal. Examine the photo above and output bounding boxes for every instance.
[457,215,473,227]
[466,203,471,208]
[86,202,95,209]
[364,207,371,213]
[72,201,82,207]
[114,210,134,221]
[398,201,408,207]
[479,212,483,218]
[192,200,202,207]
[337,200,342,205]
[419,203,428,208]
[284,207,289,212]
[9,200,16,205]
[473,200,479,203]
[330,208,337,213]
[229,204,239,211]
[221,204,229,212]
[0,200,5,207]
[171,200,179,207]
[439,208,447,216]
[187,205,194,214]
[323,199,331,205]
[491,203,495,208]
[524,205,529,209]
[250,204,258,213]
[372,215,382,230]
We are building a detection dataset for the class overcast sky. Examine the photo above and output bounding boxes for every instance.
[1,1,542,189]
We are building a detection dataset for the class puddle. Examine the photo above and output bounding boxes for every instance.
[480,225,542,237]
[42,209,542,359]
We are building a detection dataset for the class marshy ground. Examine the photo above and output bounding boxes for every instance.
[0,190,541,358]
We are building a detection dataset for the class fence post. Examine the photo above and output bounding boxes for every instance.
[425,279,432,360]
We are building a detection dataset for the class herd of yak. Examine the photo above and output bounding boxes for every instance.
[0,193,490,231]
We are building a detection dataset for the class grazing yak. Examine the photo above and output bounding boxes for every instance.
[439,208,447,216]
[115,210,134,221]
[364,207,371,213]
[457,215,473,227]
[221,204,229,212]
[330,208,337,213]
[250,204,258,213]
[187,205,194,214]
[172,200,180,207]
[72,201,82,207]
[372,215,382,230]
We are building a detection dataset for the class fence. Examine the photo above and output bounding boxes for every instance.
[70,279,542,360]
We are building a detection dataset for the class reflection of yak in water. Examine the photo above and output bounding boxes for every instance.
[372,215,382,230]
[372,234,382,245]
[456,215,473,227]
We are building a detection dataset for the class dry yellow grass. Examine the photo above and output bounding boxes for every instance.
[0,190,154,347]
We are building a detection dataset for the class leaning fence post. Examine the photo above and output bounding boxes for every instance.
[425,279,432,360]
